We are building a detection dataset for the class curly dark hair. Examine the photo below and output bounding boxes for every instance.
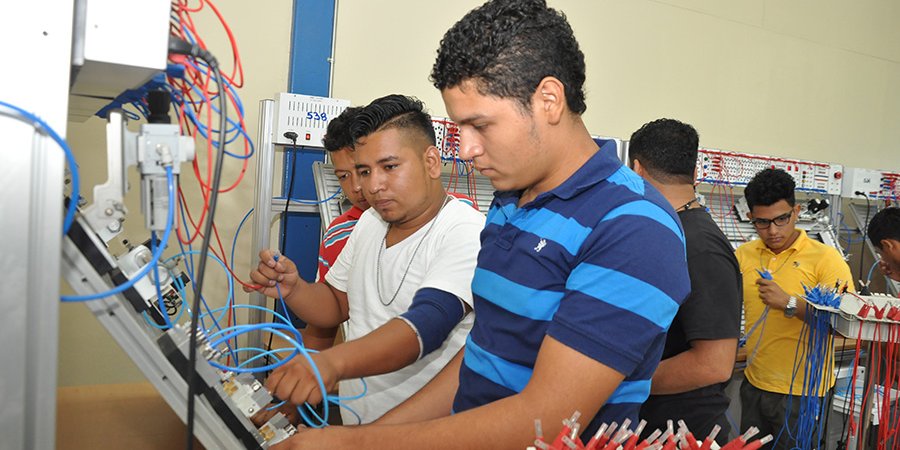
[628,118,699,184]
[868,207,900,249]
[322,106,362,152]
[744,168,796,209]
[350,94,436,147]
[431,0,586,115]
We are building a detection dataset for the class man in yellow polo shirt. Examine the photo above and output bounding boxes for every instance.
[736,168,853,450]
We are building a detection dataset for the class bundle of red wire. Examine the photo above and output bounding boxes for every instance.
[532,412,772,450]
[166,0,263,360]
[439,119,479,210]
[842,292,900,450]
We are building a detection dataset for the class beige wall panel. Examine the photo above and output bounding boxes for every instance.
[60,0,900,386]
[335,0,900,170]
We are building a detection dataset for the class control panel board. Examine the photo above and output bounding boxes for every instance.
[274,93,350,147]
[432,116,462,162]
[841,167,900,200]
[696,147,843,195]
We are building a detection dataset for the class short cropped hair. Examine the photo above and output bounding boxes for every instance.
[628,118,699,185]
[868,207,900,249]
[322,106,362,152]
[350,94,436,147]
[744,168,796,209]
[431,0,587,115]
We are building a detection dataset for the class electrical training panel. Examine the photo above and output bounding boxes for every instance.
[432,116,462,162]
[159,324,297,447]
[841,167,900,200]
[274,93,350,147]
[697,147,843,195]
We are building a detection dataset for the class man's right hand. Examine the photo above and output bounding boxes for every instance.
[266,352,342,407]
[250,402,301,428]
[245,249,302,299]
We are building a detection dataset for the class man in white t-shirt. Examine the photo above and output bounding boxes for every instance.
[247,94,485,424]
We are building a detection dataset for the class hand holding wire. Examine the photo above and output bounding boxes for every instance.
[251,401,301,428]
[266,352,340,407]
[246,249,301,298]
[755,278,790,310]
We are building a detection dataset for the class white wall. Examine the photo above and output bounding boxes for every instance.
[59,0,900,386]
[333,0,900,171]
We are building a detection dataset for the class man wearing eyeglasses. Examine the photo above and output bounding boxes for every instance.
[735,168,853,450]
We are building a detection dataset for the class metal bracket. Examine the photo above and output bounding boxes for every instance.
[82,111,132,242]
[82,110,195,241]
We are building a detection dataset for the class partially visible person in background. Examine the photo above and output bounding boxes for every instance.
[867,206,900,282]
[736,168,853,450]
[305,106,367,352]
[630,118,741,444]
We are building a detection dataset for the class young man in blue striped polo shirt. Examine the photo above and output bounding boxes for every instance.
[270,1,690,448]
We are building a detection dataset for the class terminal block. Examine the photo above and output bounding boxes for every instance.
[259,413,298,446]
[223,372,270,418]
[159,323,274,449]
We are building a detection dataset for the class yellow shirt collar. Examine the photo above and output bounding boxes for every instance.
[754,229,809,257]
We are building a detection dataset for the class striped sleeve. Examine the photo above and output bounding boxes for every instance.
[547,198,690,377]
[316,217,359,283]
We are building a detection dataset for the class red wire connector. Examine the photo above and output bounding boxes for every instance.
[740,435,773,450]
[622,419,646,450]
[888,306,900,321]
[699,424,721,450]
[660,431,683,450]
[584,423,609,450]
[534,419,550,450]
[600,427,632,450]
[609,418,632,446]
[635,429,662,450]
[721,426,759,450]
[677,420,700,450]
[561,435,585,450]
[858,303,872,319]
[592,421,618,450]
[550,411,582,450]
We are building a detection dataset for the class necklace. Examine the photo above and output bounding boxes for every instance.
[758,230,801,276]
[376,195,452,306]
[675,197,700,212]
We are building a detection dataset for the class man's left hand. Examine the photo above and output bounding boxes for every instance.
[250,402,301,428]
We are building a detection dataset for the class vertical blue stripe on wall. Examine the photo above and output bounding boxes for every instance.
[280,0,336,327]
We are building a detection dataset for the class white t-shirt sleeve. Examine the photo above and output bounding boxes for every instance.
[417,202,485,307]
